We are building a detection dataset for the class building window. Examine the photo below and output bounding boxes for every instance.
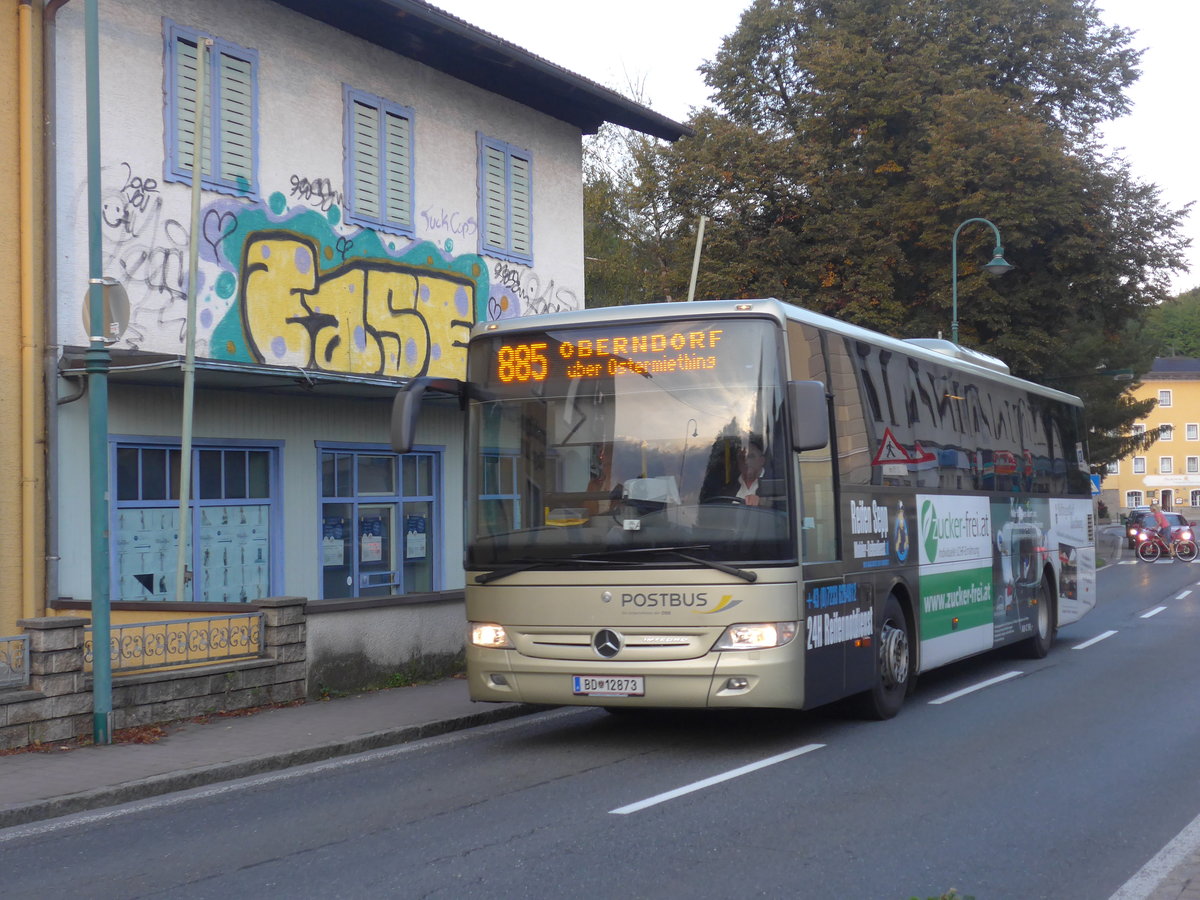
[343,87,414,235]
[1162,425,1174,441]
[1190,457,1200,475]
[1160,457,1173,474]
[113,442,277,602]
[1106,460,1119,475]
[479,450,521,533]
[1159,390,1173,407]
[1133,457,1146,474]
[164,21,258,196]
[478,134,533,264]
[319,447,441,600]
[1192,490,1200,506]
[1188,424,1200,441]
[1126,491,1143,508]
[1132,424,1145,437]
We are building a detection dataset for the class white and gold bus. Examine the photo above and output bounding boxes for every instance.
[392,299,1096,718]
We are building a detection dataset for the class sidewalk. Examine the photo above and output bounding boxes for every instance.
[0,676,539,829]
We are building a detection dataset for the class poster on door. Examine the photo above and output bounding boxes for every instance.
[360,516,383,563]
[405,515,427,560]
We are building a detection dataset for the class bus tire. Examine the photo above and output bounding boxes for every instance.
[1018,574,1056,659]
[857,593,911,720]
[1137,539,1161,563]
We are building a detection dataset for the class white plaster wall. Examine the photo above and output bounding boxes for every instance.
[305,600,466,692]
[53,0,585,357]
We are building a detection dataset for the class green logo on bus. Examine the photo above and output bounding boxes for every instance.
[921,499,939,562]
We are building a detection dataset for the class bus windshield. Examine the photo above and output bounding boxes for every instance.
[465,317,795,570]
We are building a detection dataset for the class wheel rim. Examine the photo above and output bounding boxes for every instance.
[880,619,909,689]
[1036,586,1051,638]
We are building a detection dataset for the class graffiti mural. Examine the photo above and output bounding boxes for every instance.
[82,169,584,377]
[240,231,473,377]
[198,195,487,380]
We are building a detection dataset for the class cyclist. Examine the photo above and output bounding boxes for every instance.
[1152,503,1173,551]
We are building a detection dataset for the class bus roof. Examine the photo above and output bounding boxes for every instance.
[472,299,1084,408]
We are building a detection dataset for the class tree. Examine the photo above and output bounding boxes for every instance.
[1143,287,1200,357]
[585,0,1191,470]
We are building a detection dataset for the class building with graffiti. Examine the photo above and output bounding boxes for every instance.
[27,0,685,689]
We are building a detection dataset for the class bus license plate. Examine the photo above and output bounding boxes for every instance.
[572,675,644,697]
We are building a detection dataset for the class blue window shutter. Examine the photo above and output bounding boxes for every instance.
[509,152,532,258]
[383,109,412,225]
[351,100,382,221]
[482,142,508,254]
[217,51,254,187]
[174,37,211,177]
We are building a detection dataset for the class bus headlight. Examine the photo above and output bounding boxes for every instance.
[714,622,798,651]
[469,623,513,649]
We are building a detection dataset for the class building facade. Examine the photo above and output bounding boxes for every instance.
[12,0,684,687]
[1101,358,1200,517]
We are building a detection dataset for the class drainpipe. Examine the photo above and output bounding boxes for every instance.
[18,0,42,621]
[43,0,71,623]
[83,0,112,744]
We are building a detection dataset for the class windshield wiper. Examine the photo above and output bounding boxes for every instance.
[474,545,757,584]
[576,545,758,583]
[474,557,619,585]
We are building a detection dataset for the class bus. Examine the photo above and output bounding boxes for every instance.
[392,299,1096,718]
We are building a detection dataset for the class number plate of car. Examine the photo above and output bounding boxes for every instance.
[572,675,645,697]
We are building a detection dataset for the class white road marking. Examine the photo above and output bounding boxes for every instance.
[1141,606,1167,619]
[1176,590,1192,599]
[609,744,825,815]
[927,671,1023,705]
[1073,630,1118,649]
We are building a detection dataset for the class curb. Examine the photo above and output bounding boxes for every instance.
[0,703,542,829]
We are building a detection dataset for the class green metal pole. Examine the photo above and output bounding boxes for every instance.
[84,0,112,744]
[175,39,210,604]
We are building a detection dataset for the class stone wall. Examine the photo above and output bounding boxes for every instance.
[0,597,306,750]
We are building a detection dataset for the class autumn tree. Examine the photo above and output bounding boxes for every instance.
[586,0,1191,469]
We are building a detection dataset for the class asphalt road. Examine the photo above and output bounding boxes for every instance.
[2,544,1197,899]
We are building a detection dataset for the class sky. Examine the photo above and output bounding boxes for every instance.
[433,0,1199,294]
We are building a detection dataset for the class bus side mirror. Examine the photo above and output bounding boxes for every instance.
[390,377,465,453]
[788,380,829,452]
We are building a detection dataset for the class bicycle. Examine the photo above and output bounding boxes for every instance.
[1134,526,1199,562]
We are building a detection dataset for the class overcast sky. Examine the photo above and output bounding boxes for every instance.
[433,0,1198,295]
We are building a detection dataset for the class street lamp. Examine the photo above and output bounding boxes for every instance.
[951,217,1014,344]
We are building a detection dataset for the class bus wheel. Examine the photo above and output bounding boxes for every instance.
[1018,575,1056,659]
[857,594,911,720]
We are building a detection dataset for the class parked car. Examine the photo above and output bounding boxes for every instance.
[1130,511,1193,549]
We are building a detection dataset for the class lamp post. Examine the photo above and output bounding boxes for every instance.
[951,218,1013,344]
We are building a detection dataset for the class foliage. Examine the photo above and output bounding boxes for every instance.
[1143,287,1200,357]
[583,0,1192,471]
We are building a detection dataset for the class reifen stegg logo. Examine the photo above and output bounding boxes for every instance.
[592,629,623,659]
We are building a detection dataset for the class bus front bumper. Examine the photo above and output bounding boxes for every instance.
[466,645,806,710]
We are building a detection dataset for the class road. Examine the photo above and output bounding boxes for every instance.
[2,535,1197,899]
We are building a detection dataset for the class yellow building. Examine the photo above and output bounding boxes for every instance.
[1102,358,1200,517]
[0,2,47,635]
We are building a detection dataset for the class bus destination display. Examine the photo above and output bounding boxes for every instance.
[493,327,729,385]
